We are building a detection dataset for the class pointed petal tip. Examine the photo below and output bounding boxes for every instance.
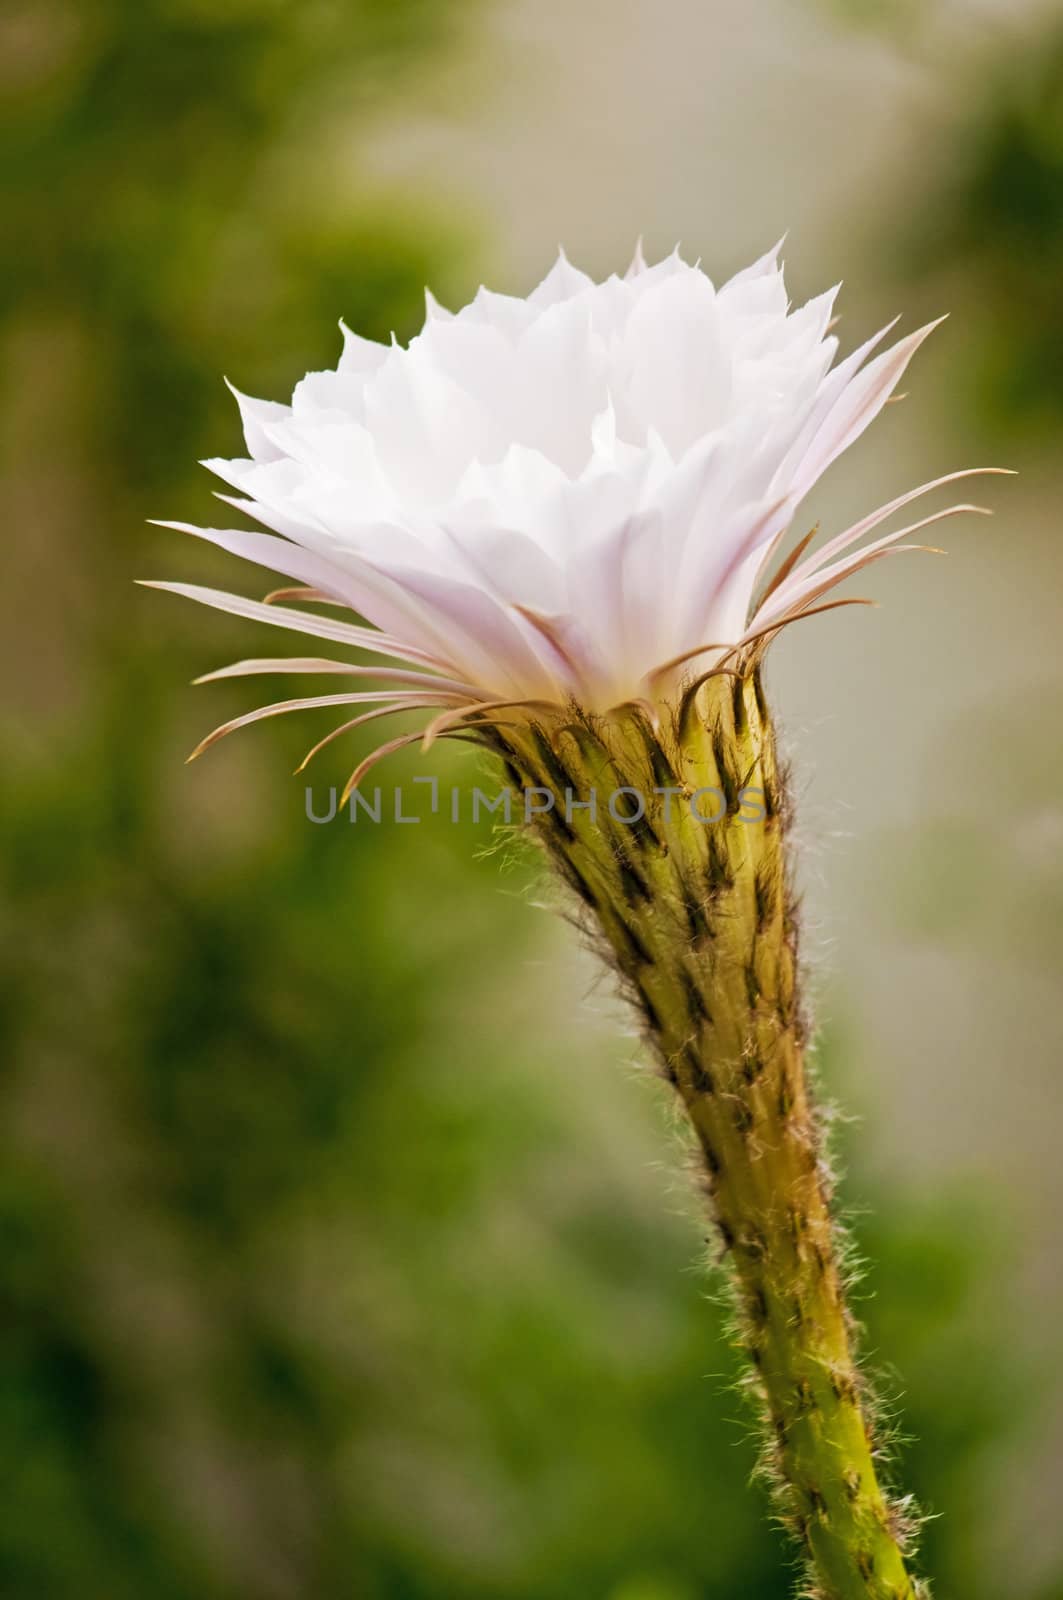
[222,376,261,410]
[423,286,450,321]
[625,235,648,278]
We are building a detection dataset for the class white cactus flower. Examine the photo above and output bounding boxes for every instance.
[148,246,1012,1598]
[144,243,1002,785]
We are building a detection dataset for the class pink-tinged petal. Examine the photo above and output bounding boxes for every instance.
[565,510,662,680]
[734,596,877,657]
[420,695,562,751]
[560,507,673,681]
[341,728,467,805]
[187,689,465,762]
[773,468,1013,588]
[510,603,616,705]
[213,493,327,544]
[676,495,795,648]
[769,316,901,495]
[136,581,459,672]
[356,561,560,699]
[149,520,368,609]
[261,586,336,606]
[435,518,567,616]
[192,658,484,696]
[791,319,945,498]
[756,503,988,623]
[148,520,470,670]
[296,699,464,774]
[162,511,519,674]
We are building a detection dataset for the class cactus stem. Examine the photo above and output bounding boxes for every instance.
[500,667,925,1600]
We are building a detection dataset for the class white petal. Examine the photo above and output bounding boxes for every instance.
[354,560,561,699]
[150,520,367,609]
[338,319,391,376]
[137,581,457,671]
[623,237,648,279]
[224,382,292,462]
[565,510,665,686]
[527,247,595,309]
[619,270,730,456]
[156,249,991,716]
[789,320,942,499]
[423,287,453,322]
[193,657,484,697]
[721,237,785,291]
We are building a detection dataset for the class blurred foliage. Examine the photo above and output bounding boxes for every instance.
[899,22,1063,438]
[871,685,1063,961]
[0,2,1048,1598]
[812,0,919,30]
[0,717,1025,1600]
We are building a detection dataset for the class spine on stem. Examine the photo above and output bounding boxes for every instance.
[496,669,924,1600]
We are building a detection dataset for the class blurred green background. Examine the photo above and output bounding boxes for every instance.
[2,2,1061,1597]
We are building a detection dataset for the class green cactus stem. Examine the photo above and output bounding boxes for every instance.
[491,667,924,1600]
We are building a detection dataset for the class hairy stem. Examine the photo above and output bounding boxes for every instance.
[497,670,923,1600]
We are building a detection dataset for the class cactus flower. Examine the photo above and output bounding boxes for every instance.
[145,244,1008,1600]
